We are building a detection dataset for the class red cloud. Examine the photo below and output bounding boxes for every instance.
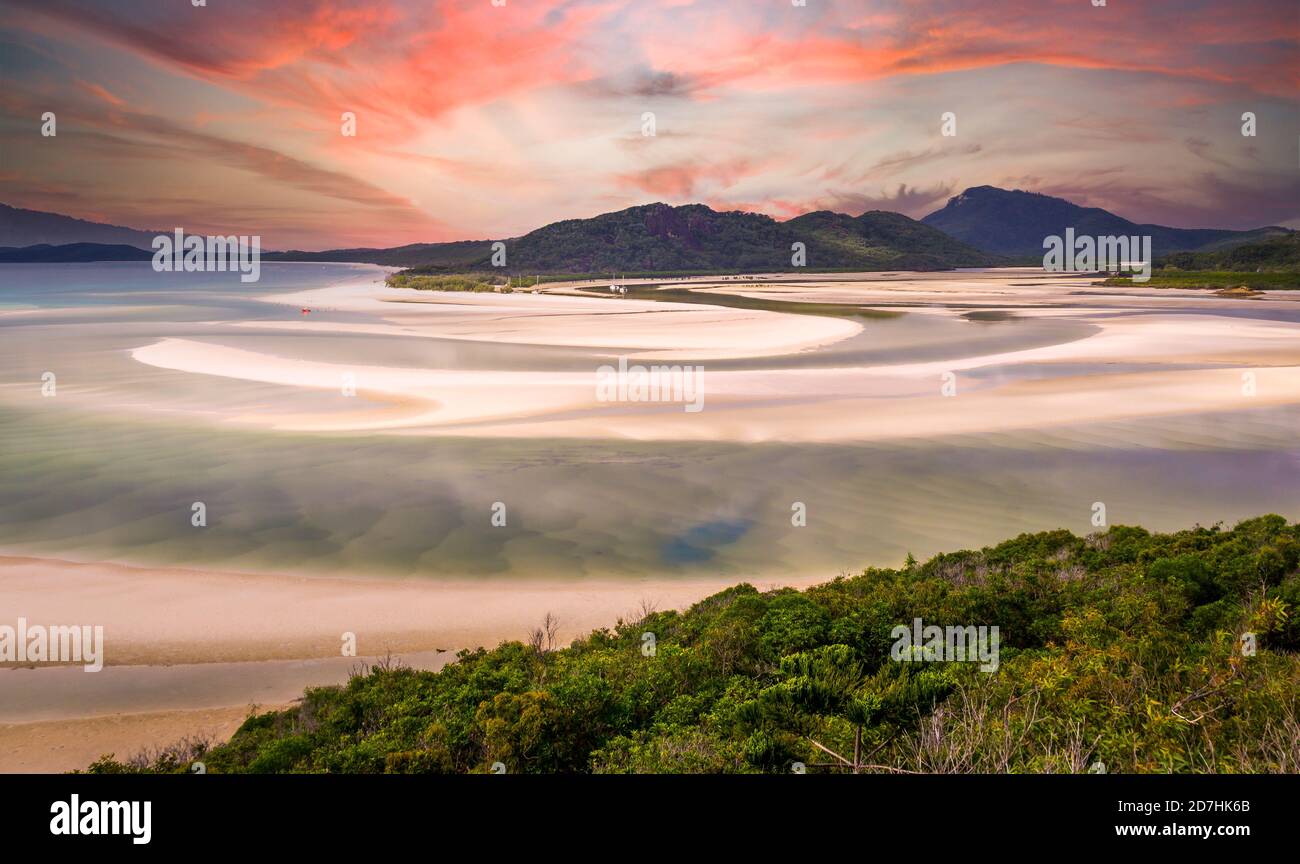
[2,0,1295,244]
[615,159,758,198]
[9,0,607,141]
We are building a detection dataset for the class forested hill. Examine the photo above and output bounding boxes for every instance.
[89,515,1300,775]
[1159,233,1300,272]
[268,202,1001,272]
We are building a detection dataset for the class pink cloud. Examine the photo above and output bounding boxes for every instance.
[1,0,1295,244]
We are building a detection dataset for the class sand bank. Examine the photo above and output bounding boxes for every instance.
[112,270,1300,440]
[259,279,863,361]
[0,553,829,771]
[129,314,1300,441]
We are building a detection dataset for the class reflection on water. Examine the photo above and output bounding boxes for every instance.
[663,518,755,565]
[0,405,1296,580]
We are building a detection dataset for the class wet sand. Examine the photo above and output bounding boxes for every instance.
[0,706,273,774]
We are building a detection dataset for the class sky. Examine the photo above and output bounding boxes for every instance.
[0,0,1297,249]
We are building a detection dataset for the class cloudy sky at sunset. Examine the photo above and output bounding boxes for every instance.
[1,0,1296,249]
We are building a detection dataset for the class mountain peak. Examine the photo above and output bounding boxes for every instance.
[497,199,996,272]
[946,185,1057,206]
[922,186,1256,257]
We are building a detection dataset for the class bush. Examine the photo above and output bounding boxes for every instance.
[86,515,1300,774]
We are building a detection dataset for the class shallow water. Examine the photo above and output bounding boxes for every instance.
[0,263,1296,580]
[1,400,1296,581]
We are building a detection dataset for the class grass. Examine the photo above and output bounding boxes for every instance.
[1101,271,1300,290]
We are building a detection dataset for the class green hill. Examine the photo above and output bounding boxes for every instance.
[784,208,999,270]
[88,515,1300,775]
[272,202,1001,273]
[1159,233,1300,272]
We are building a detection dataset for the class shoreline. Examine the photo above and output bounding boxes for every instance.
[0,552,829,772]
[0,553,828,668]
[0,706,280,774]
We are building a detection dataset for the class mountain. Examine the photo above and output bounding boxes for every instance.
[784,208,998,270]
[280,202,1000,273]
[498,202,1002,272]
[0,242,154,263]
[921,186,1285,258]
[0,203,161,248]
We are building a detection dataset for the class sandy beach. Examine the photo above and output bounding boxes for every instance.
[0,553,824,772]
[0,554,824,667]
[0,706,272,774]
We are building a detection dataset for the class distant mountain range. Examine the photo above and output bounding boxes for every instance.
[0,203,161,249]
[921,186,1288,258]
[1,188,1290,271]
[0,242,153,263]
[267,239,493,269]
[0,201,1000,271]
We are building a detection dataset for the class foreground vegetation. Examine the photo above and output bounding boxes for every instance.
[90,516,1299,774]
